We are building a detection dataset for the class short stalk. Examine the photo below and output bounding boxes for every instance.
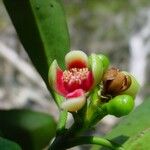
[87,107,107,127]
[50,90,68,135]
[57,110,68,135]
[49,136,66,150]
[84,87,107,127]
[52,91,64,107]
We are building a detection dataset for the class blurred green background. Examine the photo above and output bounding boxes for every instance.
[0,0,150,149]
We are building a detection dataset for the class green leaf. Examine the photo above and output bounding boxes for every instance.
[0,109,56,150]
[0,137,21,150]
[3,0,70,86]
[123,128,150,150]
[92,97,150,150]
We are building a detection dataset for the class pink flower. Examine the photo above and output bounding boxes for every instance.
[49,50,103,112]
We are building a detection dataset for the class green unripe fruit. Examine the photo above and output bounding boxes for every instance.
[98,54,110,72]
[105,95,134,117]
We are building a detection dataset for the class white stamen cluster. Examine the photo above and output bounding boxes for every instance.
[63,68,89,85]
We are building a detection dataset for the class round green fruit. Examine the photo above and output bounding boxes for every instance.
[106,95,134,117]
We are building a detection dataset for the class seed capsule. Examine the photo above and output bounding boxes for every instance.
[103,68,131,96]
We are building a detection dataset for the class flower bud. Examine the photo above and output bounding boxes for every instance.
[88,54,104,86]
[98,54,110,72]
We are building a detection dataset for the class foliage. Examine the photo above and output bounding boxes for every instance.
[0,109,56,150]
[3,0,70,86]
[2,0,150,150]
[92,97,150,150]
[0,137,21,150]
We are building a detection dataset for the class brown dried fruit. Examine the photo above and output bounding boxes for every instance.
[103,68,131,95]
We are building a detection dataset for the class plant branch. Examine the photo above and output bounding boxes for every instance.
[49,136,124,150]
[66,136,124,150]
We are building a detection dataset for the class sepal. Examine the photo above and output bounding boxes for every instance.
[121,72,140,98]
[48,60,67,96]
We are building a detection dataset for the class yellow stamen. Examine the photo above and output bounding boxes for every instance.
[63,68,89,85]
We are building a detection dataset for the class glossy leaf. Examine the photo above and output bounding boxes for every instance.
[3,0,70,86]
[0,109,56,150]
[92,97,150,150]
[0,137,21,150]
[123,128,150,150]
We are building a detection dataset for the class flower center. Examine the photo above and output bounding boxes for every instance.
[63,68,89,85]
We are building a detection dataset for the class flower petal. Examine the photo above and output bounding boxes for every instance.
[66,89,84,98]
[61,94,86,112]
[65,50,88,69]
[48,60,67,96]
[82,71,94,91]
